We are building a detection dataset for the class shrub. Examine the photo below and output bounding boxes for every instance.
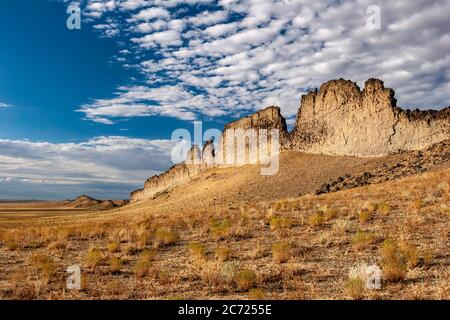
[107,242,120,253]
[363,202,378,213]
[346,264,369,300]
[235,269,257,291]
[85,246,104,269]
[248,288,265,300]
[422,250,433,266]
[48,240,67,251]
[399,240,419,268]
[30,253,56,283]
[109,257,123,274]
[6,241,19,251]
[358,210,372,223]
[155,229,179,246]
[346,277,365,300]
[271,241,291,263]
[324,207,340,221]
[210,219,232,240]
[378,202,392,215]
[351,231,377,251]
[269,216,293,231]
[307,212,324,227]
[380,240,407,282]
[215,246,231,262]
[200,261,222,288]
[412,199,424,209]
[134,250,155,279]
[188,242,206,260]
[333,219,350,235]
[220,261,240,285]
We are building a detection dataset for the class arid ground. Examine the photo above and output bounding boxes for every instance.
[0,148,448,300]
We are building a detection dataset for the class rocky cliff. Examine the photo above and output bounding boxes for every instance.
[289,78,450,156]
[130,78,450,202]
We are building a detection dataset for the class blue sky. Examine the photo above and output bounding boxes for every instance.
[0,0,449,199]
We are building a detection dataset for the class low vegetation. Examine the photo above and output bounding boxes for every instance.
[0,167,448,299]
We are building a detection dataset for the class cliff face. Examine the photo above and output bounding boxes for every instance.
[130,107,286,202]
[130,78,450,202]
[216,106,288,165]
[289,78,450,156]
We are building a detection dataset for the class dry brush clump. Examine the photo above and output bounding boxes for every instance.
[29,253,57,284]
[269,216,293,232]
[209,218,232,240]
[332,219,351,235]
[380,240,408,282]
[346,264,368,300]
[214,246,231,262]
[109,257,124,274]
[351,231,378,251]
[188,242,207,261]
[271,241,292,263]
[235,269,257,291]
[133,249,156,279]
[155,229,179,247]
[307,212,324,227]
[85,246,105,270]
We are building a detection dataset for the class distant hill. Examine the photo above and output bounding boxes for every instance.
[59,195,128,210]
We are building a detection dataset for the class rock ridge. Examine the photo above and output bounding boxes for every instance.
[130,78,450,202]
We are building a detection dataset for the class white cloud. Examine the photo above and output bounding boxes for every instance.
[0,102,11,108]
[131,7,170,21]
[74,0,450,124]
[0,136,177,199]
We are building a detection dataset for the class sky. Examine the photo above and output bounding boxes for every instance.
[0,0,449,200]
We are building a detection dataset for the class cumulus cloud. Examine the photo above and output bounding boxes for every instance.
[69,0,450,124]
[0,136,177,199]
[0,102,11,108]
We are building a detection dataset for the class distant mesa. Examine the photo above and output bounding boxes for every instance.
[131,78,450,203]
[59,194,128,210]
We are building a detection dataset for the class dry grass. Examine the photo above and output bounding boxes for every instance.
[133,250,155,279]
[345,277,365,300]
[235,269,257,291]
[155,229,179,247]
[271,241,291,263]
[0,165,448,300]
[85,246,105,269]
[358,209,373,223]
[29,253,56,284]
[351,231,377,251]
[380,240,408,282]
[307,212,324,227]
[210,219,232,240]
[214,246,231,262]
[188,242,206,261]
[109,257,124,274]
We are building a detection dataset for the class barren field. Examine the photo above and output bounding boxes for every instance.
[0,163,448,300]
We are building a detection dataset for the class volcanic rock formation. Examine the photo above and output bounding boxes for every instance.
[130,78,450,202]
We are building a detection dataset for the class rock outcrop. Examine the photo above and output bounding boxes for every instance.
[59,195,126,210]
[130,78,450,203]
[289,79,450,156]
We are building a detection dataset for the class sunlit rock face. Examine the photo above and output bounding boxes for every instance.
[289,78,450,156]
[130,78,450,202]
